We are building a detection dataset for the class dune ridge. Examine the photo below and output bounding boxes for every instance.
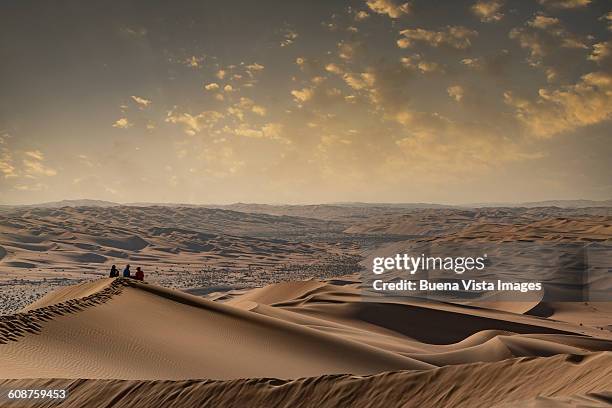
[0,279,130,343]
[0,353,610,408]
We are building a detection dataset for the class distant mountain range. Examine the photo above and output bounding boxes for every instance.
[1,198,611,210]
[465,200,612,208]
[1,199,121,208]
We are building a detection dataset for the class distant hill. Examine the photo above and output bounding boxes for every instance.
[20,199,120,208]
[467,200,612,208]
[330,202,453,209]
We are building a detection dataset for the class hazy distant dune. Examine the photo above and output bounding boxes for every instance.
[0,206,356,282]
[0,205,609,282]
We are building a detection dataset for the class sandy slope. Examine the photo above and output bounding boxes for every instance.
[1,278,611,382]
[0,353,610,408]
[0,279,429,380]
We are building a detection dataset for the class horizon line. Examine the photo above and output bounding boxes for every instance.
[2,197,611,208]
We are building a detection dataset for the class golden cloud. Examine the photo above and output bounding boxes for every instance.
[537,0,590,9]
[471,0,504,23]
[204,83,220,91]
[505,71,612,138]
[131,95,151,108]
[165,110,224,136]
[588,41,611,63]
[112,118,132,129]
[366,0,411,18]
[400,55,445,73]
[447,85,465,102]
[354,10,370,21]
[397,26,478,49]
[22,150,57,177]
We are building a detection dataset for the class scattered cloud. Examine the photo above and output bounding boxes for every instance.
[400,55,445,73]
[183,56,204,68]
[397,26,478,49]
[537,0,591,9]
[280,28,298,47]
[601,12,612,31]
[366,0,411,18]
[588,41,611,64]
[447,85,465,102]
[0,160,16,178]
[527,14,587,50]
[245,63,265,76]
[23,150,57,177]
[0,138,16,178]
[251,105,267,116]
[24,150,44,161]
[386,110,544,181]
[325,63,344,75]
[471,0,504,23]
[504,71,612,138]
[291,87,315,103]
[338,41,361,61]
[461,58,481,69]
[165,109,224,136]
[510,15,587,67]
[528,15,560,30]
[235,97,267,116]
[204,83,220,91]
[233,123,288,143]
[131,95,151,108]
[354,10,370,21]
[291,79,344,108]
[112,118,132,129]
[342,72,376,90]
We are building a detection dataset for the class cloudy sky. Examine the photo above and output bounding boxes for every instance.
[0,0,610,205]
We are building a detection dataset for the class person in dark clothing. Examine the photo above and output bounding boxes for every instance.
[109,265,119,278]
[123,264,131,278]
[134,267,144,281]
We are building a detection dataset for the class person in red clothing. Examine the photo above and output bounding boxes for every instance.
[134,266,144,281]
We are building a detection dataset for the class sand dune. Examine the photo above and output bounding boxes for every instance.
[345,207,610,238]
[0,204,610,407]
[0,353,610,408]
[1,205,608,316]
[3,206,607,280]
[0,206,360,312]
[0,279,431,380]
[0,206,354,277]
[1,278,610,382]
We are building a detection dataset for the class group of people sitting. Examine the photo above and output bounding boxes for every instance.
[109,264,145,281]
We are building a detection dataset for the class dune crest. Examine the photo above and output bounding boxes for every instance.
[0,353,610,408]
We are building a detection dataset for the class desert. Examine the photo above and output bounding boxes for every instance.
[2,0,612,405]
[0,202,610,407]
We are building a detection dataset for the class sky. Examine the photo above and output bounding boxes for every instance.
[0,0,610,205]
